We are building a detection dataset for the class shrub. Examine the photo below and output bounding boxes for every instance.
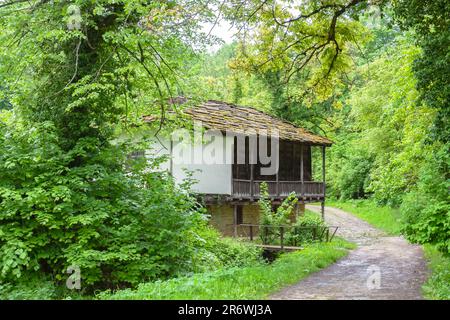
[258,182,298,244]
[401,192,450,254]
[190,227,263,273]
[285,212,327,246]
[0,276,57,300]
[400,147,450,255]
[0,117,215,292]
[208,237,263,268]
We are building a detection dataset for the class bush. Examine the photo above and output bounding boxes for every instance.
[0,117,216,292]
[401,192,450,254]
[285,212,327,246]
[400,147,450,255]
[190,227,263,273]
[207,237,263,268]
[0,276,57,300]
[258,182,298,244]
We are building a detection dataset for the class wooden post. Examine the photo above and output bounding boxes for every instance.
[231,139,234,197]
[276,170,279,197]
[321,145,326,220]
[280,226,284,250]
[322,146,326,195]
[300,144,304,199]
[233,205,238,237]
[250,163,254,199]
[321,201,325,221]
[249,225,253,241]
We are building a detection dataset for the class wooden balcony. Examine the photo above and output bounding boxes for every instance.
[232,179,325,200]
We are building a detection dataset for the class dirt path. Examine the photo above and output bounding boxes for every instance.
[270,205,429,300]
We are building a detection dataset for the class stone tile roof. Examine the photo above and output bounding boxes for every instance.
[144,100,333,146]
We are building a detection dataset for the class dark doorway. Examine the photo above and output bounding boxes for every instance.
[236,206,243,225]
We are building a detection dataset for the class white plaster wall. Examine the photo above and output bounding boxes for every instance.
[148,132,233,195]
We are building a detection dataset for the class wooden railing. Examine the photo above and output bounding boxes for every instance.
[236,224,339,249]
[232,179,324,199]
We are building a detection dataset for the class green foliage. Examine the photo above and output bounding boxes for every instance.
[345,41,433,206]
[400,148,450,254]
[97,238,355,300]
[422,244,450,300]
[327,137,374,199]
[190,227,263,273]
[391,0,450,256]
[285,211,327,246]
[0,114,215,291]
[393,0,450,143]
[258,182,298,244]
[259,182,298,226]
[0,275,57,300]
[0,0,231,297]
[0,0,448,299]
[225,0,371,105]
[186,43,273,111]
[258,184,327,246]
[206,237,263,269]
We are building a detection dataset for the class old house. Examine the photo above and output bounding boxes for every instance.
[143,100,332,236]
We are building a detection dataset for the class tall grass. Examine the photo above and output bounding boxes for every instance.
[422,245,450,300]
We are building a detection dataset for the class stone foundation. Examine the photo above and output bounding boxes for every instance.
[208,202,305,236]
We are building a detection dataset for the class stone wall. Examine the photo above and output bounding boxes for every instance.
[208,202,305,236]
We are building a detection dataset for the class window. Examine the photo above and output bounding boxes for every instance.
[236,206,243,225]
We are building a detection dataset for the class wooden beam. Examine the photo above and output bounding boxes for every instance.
[322,146,326,194]
[250,163,254,199]
[231,138,234,196]
[276,170,279,197]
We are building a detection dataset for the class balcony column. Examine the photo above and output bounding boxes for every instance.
[321,145,326,220]
[250,163,254,200]
[276,168,279,197]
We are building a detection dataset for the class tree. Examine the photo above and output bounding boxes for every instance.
[224,0,376,105]
[0,0,220,292]
[393,0,449,142]
[392,0,450,254]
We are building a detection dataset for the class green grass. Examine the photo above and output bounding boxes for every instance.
[422,244,450,300]
[324,199,402,235]
[97,238,355,300]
